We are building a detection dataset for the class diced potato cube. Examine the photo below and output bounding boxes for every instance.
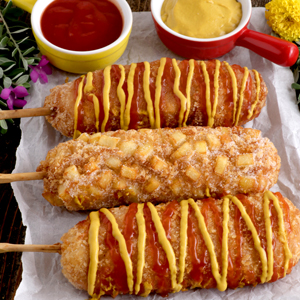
[88,186,102,196]
[170,178,182,195]
[170,131,186,147]
[77,133,90,142]
[186,166,201,181]
[220,134,232,144]
[206,134,221,150]
[118,141,138,155]
[84,160,98,173]
[106,157,122,169]
[121,165,138,180]
[113,178,127,190]
[90,132,102,144]
[99,170,113,189]
[214,156,228,175]
[239,177,255,192]
[98,135,120,148]
[64,165,80,180]
[58,183,68,198]
[172,142,193,159]
[135,143,154,160]
[151,156,168,172]
[194,141,207,154]
[145,177,160,193]
[236,154,254,166]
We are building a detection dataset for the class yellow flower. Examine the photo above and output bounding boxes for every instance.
[265,0,300,42]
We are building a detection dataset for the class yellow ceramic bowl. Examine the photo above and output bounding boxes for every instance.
[29,0,132,74]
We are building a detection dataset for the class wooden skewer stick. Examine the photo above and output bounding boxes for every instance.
[0,107,52,120]
[0,172,46,184]
[0,243,61,254]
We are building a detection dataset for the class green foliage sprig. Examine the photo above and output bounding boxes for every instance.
[0,0,40,134]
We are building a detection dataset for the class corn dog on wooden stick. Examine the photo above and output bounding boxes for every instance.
[59,191,299,298]
[36,126,280,211]
[43,58,267,138]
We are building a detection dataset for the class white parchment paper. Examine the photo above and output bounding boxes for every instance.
[12,8,300,300]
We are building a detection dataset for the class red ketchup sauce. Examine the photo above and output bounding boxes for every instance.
[41,0,123,52]
[144,204,171,296]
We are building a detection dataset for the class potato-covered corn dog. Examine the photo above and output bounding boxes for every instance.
[61,191,300,298]
[37,126,280,211]
[44,58,267,138]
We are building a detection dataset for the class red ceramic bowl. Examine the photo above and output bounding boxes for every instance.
[151,0,298,67]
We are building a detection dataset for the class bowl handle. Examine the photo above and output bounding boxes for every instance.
[236,28,299,67]
[5,0,37,13]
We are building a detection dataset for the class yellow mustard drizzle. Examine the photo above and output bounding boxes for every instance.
[223,61,238,124]
[135,203,146,294]
[154,58,167,128]
[247,69,260,119]
[225,195,268,283]
[263,192,273,282]
[117,65,126,130]
[73,75,85,139]
[264,191,292,277]
[101,66,112,132]
[234,67,249,126]
[84,72,94,93]
[143,61,155,128]
[208,60,221,127]
[187,198,227,291]
[74,196,84,210]
[147,202,182,292]
[100,208,134,293]
[88,211,100,297]
[178,200,188,284]
[183,59,194,127]
[124,63,137,130]
[200,61,211,127]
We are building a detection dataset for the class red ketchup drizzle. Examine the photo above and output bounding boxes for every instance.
[143,205,171,296]
[41,0,123,52]
[123,203,138,257]
[227,204,243,288]
[160,58,179,127]
[243,69,253,114]
[95,72,105,132]
[129,62,145,130]
[74,77,86,134]
[162,200,179,240]
[100,212,129,295]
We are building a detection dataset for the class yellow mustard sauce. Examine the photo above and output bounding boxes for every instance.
[74,196,84,210]
[73,75,85,139]
[124,63,137,130]
[101,66,112,132]
[264,191,292,277]
[209,60,221,127]
[135,203,146,294]
[147,202,182,292]
[234,67,249,126]
[183,59,194,126]
[143,61,155,128]
[88,211,101,297]
[117,65,126,130]
[223,61,238,124]
[200,61,212,126]
[155,58,167,128]
[100,208,134,293]
[247,69,260,119]
[161,0,242,39]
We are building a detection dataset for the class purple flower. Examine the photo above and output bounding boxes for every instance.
[0,86,29,110]
[29,55,52,84]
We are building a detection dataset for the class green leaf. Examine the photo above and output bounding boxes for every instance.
[5,7,24,18]
[1,0,13,17]
[3,76,12,88]
[22,57,28,70]
[11,28,30,34]
[11,72,24,81]
[0,24,4,37]
[3,62,16,72]
[0,67,3,79]
[0,119,8,134]
[0,99,7,108]
[12,47,18,57]
[22,46,35,56]
[0,36,9,47]
[16,74,29,85]
[7,67,25,77]
[17,36,29,45]
[0,57,15,65]
[292,83,300,90]
[21,82,31,89]
[26,58,34,65]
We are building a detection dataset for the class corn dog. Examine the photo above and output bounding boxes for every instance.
[60,191,299,298]
[36,126,280,211]
[44,58,267,138]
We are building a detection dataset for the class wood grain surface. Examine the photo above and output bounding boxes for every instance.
[0,0,270,299]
